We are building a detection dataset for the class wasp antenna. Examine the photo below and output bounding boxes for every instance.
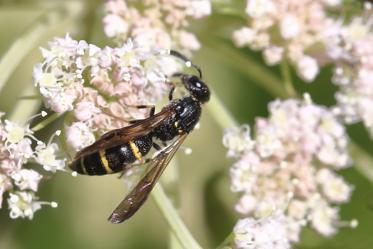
[170,50,202,79]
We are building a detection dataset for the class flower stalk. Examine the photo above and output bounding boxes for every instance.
[152,184,203,249]
[280,60,297,98]
[31,113,61,132]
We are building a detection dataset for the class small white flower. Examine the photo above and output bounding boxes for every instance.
[8,192,42,220]
[11,169,42,192]
[297,56,319,82]
[4,121,27,144]
[235,194,257,215]
[38,73,58,88]
[223,125,255,157]
[317,169,352,203]
[188,0,211,18]
[233,27,256,47]
[280,14,301,39]
[234,215,291,249]
[246,0,275,18]
[7,138,34,161]
[74,101,100,122]
[103,14,129,38]
[288,200,308,220]
[66,122,95,151]
[42,91,76,114]
[310,201,339,237]
[178,31,201,51]
[263,46,284,65]
[35,143,65,172]
[323,0,341,7]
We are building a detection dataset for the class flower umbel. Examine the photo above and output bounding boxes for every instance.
[0,113,63,219]
[103,0,211,54]
[232,0,341,82]
[34,35,186,152]
[234,214,291,249]
[223,95,354,246]
[328,4,373,138]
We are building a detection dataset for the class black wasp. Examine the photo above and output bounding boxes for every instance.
[69,50,210,224]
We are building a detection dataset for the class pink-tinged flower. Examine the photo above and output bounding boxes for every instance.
[34,35,188,152]
[103,0,211,54]
[233,0,341,81]
[224,95,355,244]
[0,113,64,218]
[327,4,373,138]
[103,14,129,38]
[65,122,95,152]
[234,214,291,249]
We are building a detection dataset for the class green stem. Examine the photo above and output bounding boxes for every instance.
[0,11,51,93]
[31,112,61,132]
[216,232,234,249]
[349,142,373,184]
[162,158,184,249]
[280,60,297,98]
[151,184,203,249]
[202,39,287,99]
[5,2,85,123]
[206,91,237,129]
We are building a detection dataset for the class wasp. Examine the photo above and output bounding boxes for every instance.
[69,50,210,224]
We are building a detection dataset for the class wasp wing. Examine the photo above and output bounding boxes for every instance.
[74,107,174,159]
[108,134,188,224]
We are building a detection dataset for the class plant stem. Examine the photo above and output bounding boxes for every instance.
[5,2,84,123]
[349,142,373,184]
[216,232,234,249]
[31,112,61,132]
[152,184,203,249]
[280,60,297,98]
[206,91,237,129]
[202,39,288,99]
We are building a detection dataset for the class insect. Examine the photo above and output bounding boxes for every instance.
[69,50,210,223]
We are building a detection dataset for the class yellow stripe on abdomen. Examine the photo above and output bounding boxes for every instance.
[99,150,113,174]
[129,141,143,162]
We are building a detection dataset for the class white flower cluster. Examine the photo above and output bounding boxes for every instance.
[234,214,291,249]
[326,4,373,137]
[103,0,211,54]
[232,0,341,82]
[0,113,63,219]
[34,34,180,152]
[223,96,355,247]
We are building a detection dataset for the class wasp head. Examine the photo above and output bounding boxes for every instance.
[181,74,210,103]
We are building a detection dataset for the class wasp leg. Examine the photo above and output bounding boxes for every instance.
[127,104,156,117]
[168,85,175,101]
[117,159,153,179]
[126,105,156,125]
[153,142,162,151]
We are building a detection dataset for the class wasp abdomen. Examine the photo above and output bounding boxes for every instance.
[70,134,153,175]
[74,152,108,175]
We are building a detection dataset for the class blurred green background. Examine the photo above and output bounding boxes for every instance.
[0,1,372,249]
